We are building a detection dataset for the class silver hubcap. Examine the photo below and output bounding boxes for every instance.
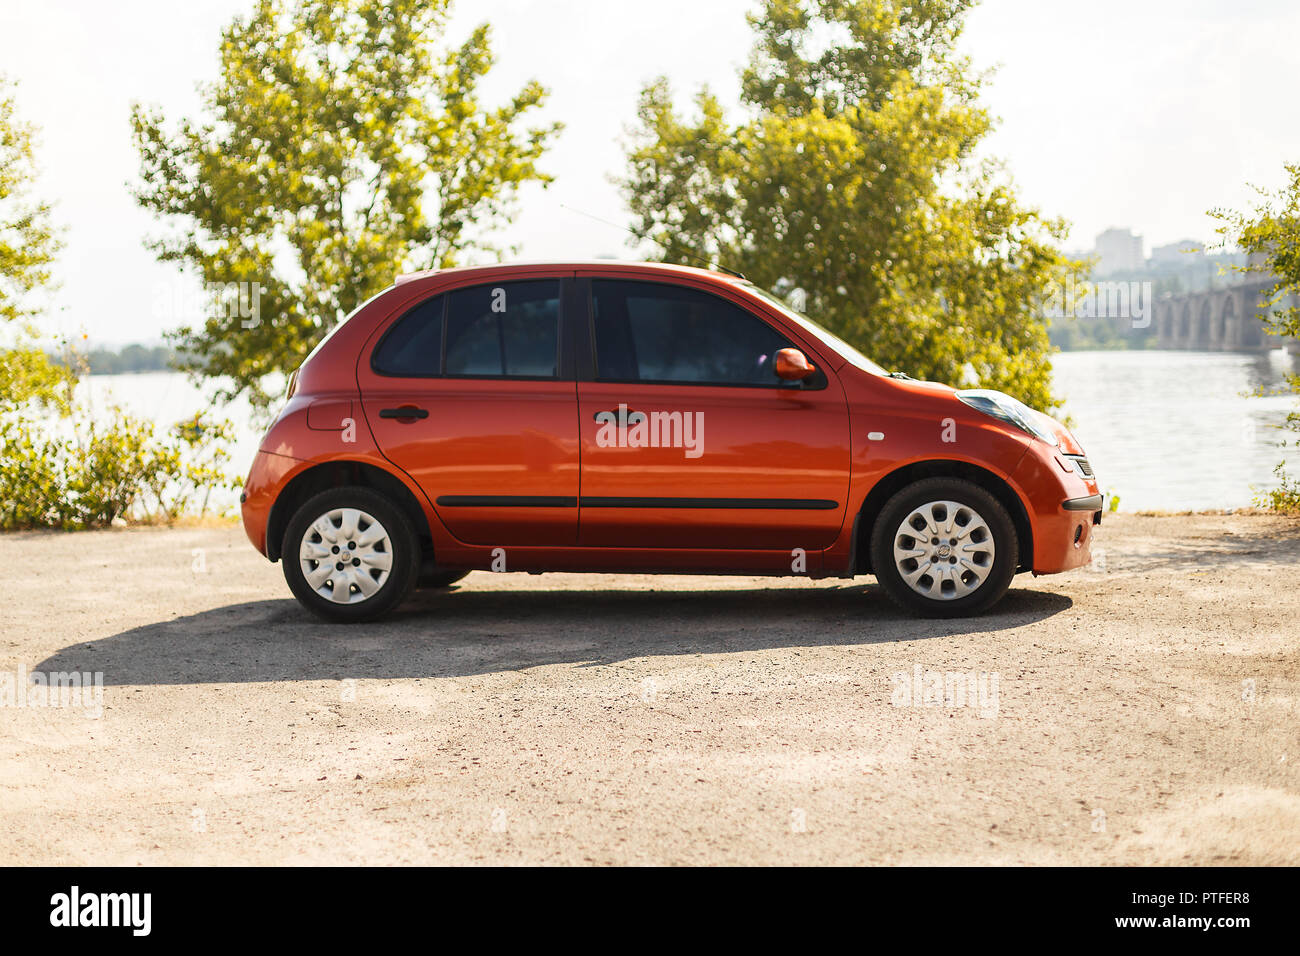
[892,499,996,601]
[299,508,393,605]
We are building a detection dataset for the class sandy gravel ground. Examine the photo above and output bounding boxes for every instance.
[1,513,1297,866]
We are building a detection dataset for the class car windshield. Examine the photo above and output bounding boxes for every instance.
[742,283,887,376]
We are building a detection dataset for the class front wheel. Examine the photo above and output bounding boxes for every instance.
[869,477,1018,617]
[281,486,420,623]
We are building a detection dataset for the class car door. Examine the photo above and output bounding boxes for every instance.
[357,276,579,546]
[575,276,851,551]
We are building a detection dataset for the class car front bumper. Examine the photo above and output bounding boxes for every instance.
[1011,450,1102,574]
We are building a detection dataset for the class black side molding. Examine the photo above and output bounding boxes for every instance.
[580,497,839,510]
[1063,494,1104,512]
[436,496,577,508]
[433,496,840,511]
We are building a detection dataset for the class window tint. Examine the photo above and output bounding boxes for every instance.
[592,280,796,386]
[445,280,560,378]
[371,294,444,377]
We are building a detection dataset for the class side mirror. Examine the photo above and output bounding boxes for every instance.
[774,347,817,381]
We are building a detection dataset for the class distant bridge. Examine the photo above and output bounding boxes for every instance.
[1152,277,1299,351]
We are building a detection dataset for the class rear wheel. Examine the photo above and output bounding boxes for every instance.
[282,486,419,623]
[869,477,1018,617]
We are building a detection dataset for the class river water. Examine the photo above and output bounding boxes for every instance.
[81,349,1299,513]
[1053,350,1297,511]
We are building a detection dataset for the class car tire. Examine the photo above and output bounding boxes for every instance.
[417,567,470,590]
[869,477,1019,617]
[281,486,419,623]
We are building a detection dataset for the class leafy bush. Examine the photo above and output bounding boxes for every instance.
[1214,162,1300,513]
[0,347,238,530]
[1254,403,1300,513]
[1255,467,1300,513]
[0,344,75,411]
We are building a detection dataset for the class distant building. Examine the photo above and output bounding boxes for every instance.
[1150,239,1203,265]
[1094,227,1144,275]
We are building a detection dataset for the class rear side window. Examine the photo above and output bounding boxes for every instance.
[371,279,562,379]
[592,280,795,386]
[445,280,560,378]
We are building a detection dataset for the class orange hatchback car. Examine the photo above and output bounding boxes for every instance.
[241,261,1101,622]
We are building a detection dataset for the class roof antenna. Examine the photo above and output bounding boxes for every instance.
[559,204,747,281]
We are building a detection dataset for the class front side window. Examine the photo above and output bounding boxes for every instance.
[592,280,798,387]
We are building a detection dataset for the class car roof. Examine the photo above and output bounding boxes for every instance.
[394,259,745,286]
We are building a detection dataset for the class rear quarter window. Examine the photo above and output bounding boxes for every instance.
[371,295,444,377]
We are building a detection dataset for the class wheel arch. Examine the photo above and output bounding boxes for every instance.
[853,460,1034,574]
[266,459,433,563]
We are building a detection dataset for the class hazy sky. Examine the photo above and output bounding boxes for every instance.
[3,0,1298,345]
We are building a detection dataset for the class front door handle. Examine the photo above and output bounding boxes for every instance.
[379,406,428,421]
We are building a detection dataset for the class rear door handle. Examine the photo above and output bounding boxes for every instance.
[593,409,647,423]
[379,406,428,420]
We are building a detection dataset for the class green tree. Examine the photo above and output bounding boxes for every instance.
[0,75,61,329]
[0,73,72,411]
[621,0,1080,412]
[1213,162,1300,511]
[132,0,561,410]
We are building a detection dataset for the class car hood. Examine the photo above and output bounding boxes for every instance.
[883,375,1086,455]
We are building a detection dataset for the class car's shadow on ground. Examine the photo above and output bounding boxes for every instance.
[37,583,1073,685]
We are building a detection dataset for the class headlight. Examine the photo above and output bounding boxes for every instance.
[955,389,1058,446]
